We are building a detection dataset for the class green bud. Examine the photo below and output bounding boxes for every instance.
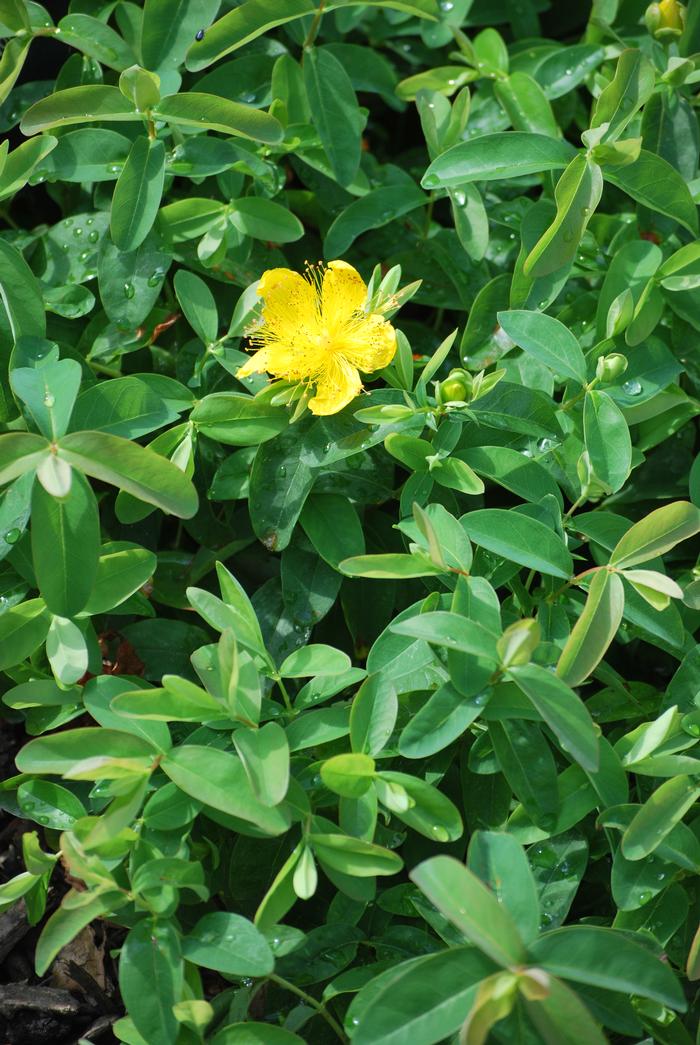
[645,0,686,38]
[438,368,473,404]
[596,353,628,382]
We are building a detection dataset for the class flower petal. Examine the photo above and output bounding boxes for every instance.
[309,355,362,415]
[341,314,397,374]
[257,267,319,343]
[321,261,367,328]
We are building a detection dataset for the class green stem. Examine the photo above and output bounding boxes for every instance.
[560,376,599,413]
[303,0,326,50]
[548,565,603,603]
[422,192,435,238]
[87,360,122,378]
[275,676,294,713]
[268,973,347,1042]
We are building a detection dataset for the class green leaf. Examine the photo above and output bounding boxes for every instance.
[16,727,156,774]
[0,38,30,109]
[233,722,289,806]
[230,197,304,243]
[210,1025,305,1045]
[590,49,655,143]
[0,599,50,671]
[411,855,527,966]
[248,430,314,551]
[35,891,124,976]
[523,975,608,1045]
[609,501,700,568]
[112,681,224,723]
[324,183,426,257]
[0,0,29,31]
[279,643,351,678]
[507,663,599,772]
[55,14,136,71]
[154,92,283,144]
[0,432,49,485]
[494,71,558,137]
[21,86,138,134]
[320,753,375,798]
[524,155,603,277]
[111,137,165,252]
[141,0,221,73]
[119,920,183,1045]
[583,390,631,492]
[17,779,86,830]
[300,493,365,568]
[422,132,574,189]
[622,776,700,861]
[30,470,99,618]
[185,0,317,71]
[557,569,625,687]
[303,47,363,187]
[390,611,499,660]
[0,135,58,202]
[345,948,497,1045]
[350,673,398,756]
[605,149,699,234]
[11,359,82,440]
[57,431,198,518]
[173,269,218,345]
[458,446,563,506]
[460,508,573,579]
[529,925,686,1009]
[399,682,484,758]
[340,553,445,579]
[0,238,46,346]
[182,912,273,975]
[467,831,540,945]
[192,393,287,446]
[497,309,587,384]
[161,745,289,835]
[310,833,402,876]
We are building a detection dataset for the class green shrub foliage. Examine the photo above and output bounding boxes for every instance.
[0,0,699,1042]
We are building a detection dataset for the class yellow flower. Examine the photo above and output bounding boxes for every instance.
[237,260,397,416]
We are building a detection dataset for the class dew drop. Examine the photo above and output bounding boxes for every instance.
[43,393,55,407]
[73,227,83,238]
[86,217,94,226]
[622,378,642,396]
[147,270,163,287]
[123,282,135,299]
[4,528,21,544]
[79,249,91,262]
[278,465,287,478]
[431,824,449,842]
[88,230,99,243]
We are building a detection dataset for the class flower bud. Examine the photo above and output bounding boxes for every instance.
[438,368,473,404]
[645,0,686,39]
[596,353,628,383]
